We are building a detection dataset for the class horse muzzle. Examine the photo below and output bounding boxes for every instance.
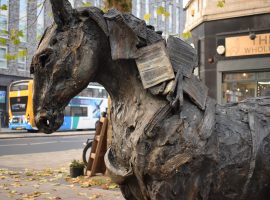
[35,109,64,134]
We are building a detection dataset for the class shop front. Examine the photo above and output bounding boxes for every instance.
[216,32,270,104]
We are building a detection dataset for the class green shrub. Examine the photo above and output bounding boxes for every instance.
[69,160,85,168]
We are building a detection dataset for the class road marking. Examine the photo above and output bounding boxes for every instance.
[0,143,28,147]
[30,141,58,145]
[60,140,89,143]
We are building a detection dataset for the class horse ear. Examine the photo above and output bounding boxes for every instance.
[50,0,78,28]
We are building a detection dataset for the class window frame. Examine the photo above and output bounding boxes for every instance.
[0,45,7,69]
[0,0,9,35]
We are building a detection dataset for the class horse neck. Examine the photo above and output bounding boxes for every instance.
[96,58,167,133]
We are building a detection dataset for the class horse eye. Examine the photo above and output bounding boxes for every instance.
[50,38,57,46]
[30,66,35,74]
[39,54,49,68]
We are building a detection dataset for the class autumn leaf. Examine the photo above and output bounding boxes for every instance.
[10,182,23,187]
[0,4,7,10]
[108,183,119,189]
[182,31,192,39]
[144,13,151,21]
[89,194,102,199]
[5,54,17,60]
[0,38,7,45]
[156,6,165,15]
[0,175,6,179]
[8,190,17,194]
[217,0,225,8]
[25,171,33,176]
[82,2,92,7]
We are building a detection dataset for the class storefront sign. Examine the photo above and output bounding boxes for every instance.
[226,33,270,57]
[0,91,6,103]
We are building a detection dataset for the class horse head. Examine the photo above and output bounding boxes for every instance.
[30,0,109,133]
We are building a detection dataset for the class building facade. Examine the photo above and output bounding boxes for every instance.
[184,0,270,105]
[132,0,185,37]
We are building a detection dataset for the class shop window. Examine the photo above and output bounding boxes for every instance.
[0,46,7,68]
[222,72,270,104]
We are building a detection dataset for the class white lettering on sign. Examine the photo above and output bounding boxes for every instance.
[225,33,270,57]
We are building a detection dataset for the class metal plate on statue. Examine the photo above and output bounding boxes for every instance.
[136,41,175,89]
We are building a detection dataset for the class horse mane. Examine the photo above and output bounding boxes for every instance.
[75,7,206,113]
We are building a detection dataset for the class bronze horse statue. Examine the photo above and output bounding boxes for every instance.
[30,0,270,199]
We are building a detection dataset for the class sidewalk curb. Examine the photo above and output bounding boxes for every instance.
[0,129,95,139]
[0,133,93,140]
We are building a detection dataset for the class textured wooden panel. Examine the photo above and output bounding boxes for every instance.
[136,41,175,89]
[183,74,208,110]
[167,36,198,77]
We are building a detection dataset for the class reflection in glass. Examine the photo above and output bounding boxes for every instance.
[10,96,28,115]
[222,71,270,104]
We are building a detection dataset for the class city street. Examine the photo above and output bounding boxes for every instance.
[0,130,124,200]
[0,130,94,169]
[0,134,92,156]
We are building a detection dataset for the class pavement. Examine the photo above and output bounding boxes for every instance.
[0,128,125,200]
[0,128,92,139]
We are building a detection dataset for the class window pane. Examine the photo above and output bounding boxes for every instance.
[168,4,172,33]
[145,0,149,13]
[222,82,256,104]
[0,16,7,30]
[223,72,255,82]
[0,47,6,59]
[137,0,141,17]
[18,63,25,70]
[176,8,179,33]
[0,47,7,68]
[258,81,270,96]
[70,106,87,117]
[10,82,28,91]
[82,107,88,116]
[0,60,6,68]
[0,0,8,16]
[257,72,270,81]
[64,106,71,116]
[10,96,28,114]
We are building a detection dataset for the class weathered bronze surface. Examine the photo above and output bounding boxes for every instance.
[30,1,270,199]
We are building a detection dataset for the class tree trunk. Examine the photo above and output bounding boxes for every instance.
[104,0,132,12]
